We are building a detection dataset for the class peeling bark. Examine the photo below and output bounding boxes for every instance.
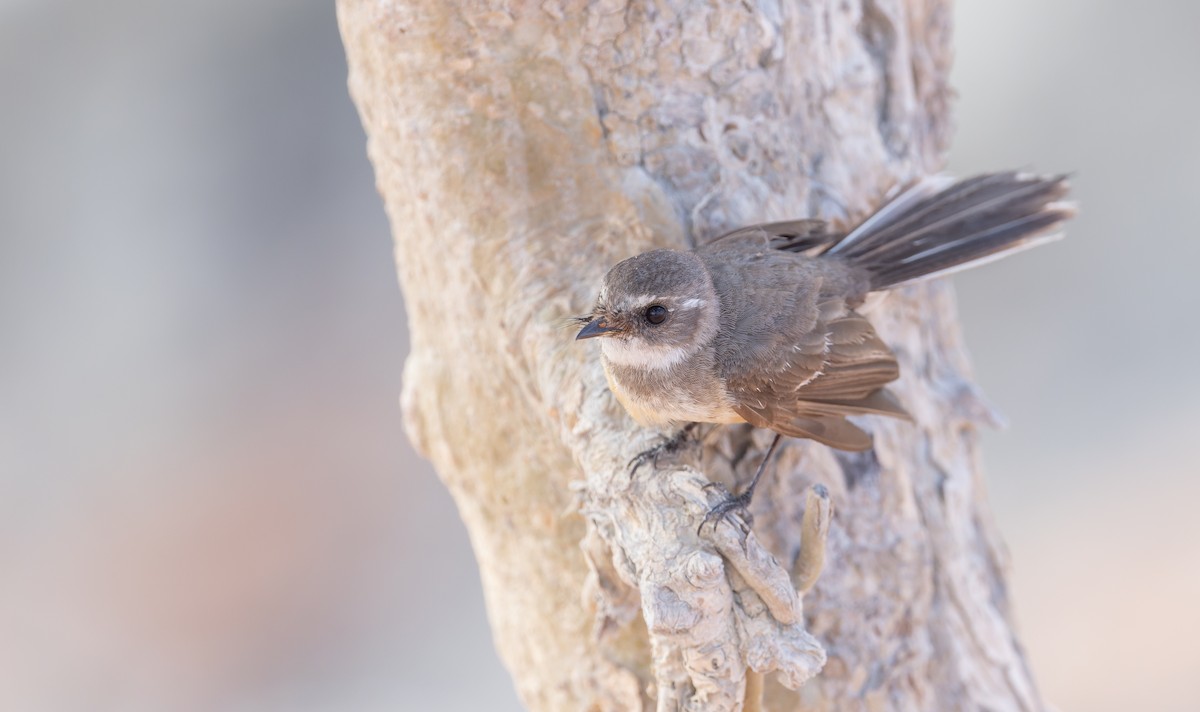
[337,0,1043,709]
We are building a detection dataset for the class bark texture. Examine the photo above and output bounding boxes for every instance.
[337,1,1043,709]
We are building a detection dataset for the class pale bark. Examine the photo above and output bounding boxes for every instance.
[337,1,1043,709]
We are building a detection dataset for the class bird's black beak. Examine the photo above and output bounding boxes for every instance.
[576,317,618,340]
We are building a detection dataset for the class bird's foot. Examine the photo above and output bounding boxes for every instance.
[628,424,699,477]
[697,432,780,534]
[698,485,755,534]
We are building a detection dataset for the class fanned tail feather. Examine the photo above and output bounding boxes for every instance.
[828,172,1076,290]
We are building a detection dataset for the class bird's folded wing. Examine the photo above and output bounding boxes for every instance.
[732,403,875,451]
[790,308,901,401]
[727,303,907,451]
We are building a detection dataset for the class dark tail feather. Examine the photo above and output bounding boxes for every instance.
[826,172,1076,290]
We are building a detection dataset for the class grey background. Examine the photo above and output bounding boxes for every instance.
[1,1,1196,710]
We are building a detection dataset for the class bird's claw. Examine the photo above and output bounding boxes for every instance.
[628,425,697,477]
[698,488,754,535]
[627,449,659,477]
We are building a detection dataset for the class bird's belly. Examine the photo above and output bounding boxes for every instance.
[603,364,745,428]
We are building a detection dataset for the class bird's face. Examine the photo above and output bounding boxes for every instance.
[576,250,720,370]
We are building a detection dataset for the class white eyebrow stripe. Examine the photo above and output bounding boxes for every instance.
[679,298,705,309]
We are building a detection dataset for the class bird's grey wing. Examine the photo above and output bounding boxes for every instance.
[702,219,842,254]
[788,304,903,402]
[704,252,905,451]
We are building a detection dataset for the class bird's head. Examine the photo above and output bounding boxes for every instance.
[575,250,720,370]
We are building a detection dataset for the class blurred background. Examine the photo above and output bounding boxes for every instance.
[1,1,1196,710]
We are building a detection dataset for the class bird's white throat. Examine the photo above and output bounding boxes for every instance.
[600,337,692,370]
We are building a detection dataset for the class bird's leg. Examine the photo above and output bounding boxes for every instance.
[628,423,700,477]
[699,433,782,533]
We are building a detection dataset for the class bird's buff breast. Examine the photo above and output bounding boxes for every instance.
[601,359,745,428]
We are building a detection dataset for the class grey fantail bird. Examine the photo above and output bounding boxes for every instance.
[575,171,1075,525]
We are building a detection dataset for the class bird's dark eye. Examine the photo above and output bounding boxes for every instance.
[645,305,668,325]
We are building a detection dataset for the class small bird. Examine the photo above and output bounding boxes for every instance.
[575,172,1074,525]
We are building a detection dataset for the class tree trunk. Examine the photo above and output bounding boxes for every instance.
[337,1,1044,709]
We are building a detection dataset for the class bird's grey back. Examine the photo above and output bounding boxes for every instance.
[695,234,868,380]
